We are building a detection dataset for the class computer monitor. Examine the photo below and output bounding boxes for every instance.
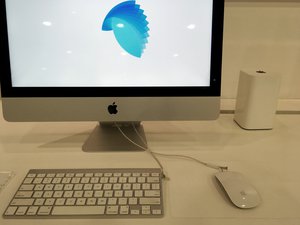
[0,0,224,151]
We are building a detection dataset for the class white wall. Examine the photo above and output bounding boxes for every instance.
[222,0,300,111]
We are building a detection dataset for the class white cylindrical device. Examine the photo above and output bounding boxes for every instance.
[234,70,281,130]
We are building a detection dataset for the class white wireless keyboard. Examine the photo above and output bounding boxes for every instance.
[3,168,163,218]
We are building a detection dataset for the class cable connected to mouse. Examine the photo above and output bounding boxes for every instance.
[114,122,228,179]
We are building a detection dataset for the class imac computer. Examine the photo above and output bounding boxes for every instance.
[0,0,224,151]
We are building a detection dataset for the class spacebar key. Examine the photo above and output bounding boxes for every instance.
[52,206,105,216]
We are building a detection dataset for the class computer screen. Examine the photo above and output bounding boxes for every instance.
[0,0,224,151]
[7,0,213,88]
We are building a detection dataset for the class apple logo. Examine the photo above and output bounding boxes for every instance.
[107,102,118,114]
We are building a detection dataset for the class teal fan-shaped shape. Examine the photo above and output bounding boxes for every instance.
[102,1,149,58]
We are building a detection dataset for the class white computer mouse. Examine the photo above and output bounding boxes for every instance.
[214,171,261,209]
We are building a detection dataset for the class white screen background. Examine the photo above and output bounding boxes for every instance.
[6,0,213,87]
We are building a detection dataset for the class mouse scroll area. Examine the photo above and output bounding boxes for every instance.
[214,171,261,209]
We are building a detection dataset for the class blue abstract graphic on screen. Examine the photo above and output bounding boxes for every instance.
[102,1,149,58]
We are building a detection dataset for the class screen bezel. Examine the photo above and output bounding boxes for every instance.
[0,0,224,98]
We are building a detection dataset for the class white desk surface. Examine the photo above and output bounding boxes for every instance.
[1,110,300,225]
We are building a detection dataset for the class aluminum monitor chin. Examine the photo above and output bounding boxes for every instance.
[0,0,224,151]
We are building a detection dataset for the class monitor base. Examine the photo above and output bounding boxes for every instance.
[82,122,147,152]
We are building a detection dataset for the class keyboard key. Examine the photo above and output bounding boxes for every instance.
[19,184,34,191]
[26,206,39,215]
[75,173,84,177]
[151,173,160,177]
[81,177,90,184]
[100,177,109,183]
[56,173,65,178]
[15,206,28,215]
[142,183,150,190]
[10,198,34,206]
[128,177,136,183]
[83,184,93,190]
[144,190,160,197]
[34,198,45,206]
[120,205,129,214]
[152,183,160,190]
[42,178,53,184]
[53,191,63,198]
[139,198,161,205]
[55,198,65,206]
[74,191,83,198]
[119,177,127,183]
[142,206,151,215]
[44,184,54,191]
[33,191,43,198]
[107,198,117,205]
[97,198,107,205]
[152,209,162,215]
[23,178,33,184]
[52,178,62,184]
[37,174,46,178]
[62,178,71,184]
[106,206,118,215]
[43,191,54,198]
[52,206,105,215]
[134,190,143,197]
[104,191,113,197]
[114,190,123,197]
[45,198,55,206]
[103,184,112,190]
[33,178,43,184]
[147,177,160,183]
[137,177,146,183]
[53,184,63,191]
[27,174,36,178]
[74,184,83,190]
[124,190,133,197]
[118,198,127,205]
[38,206,52,215]
[132,184,141,190]
[123,173,131,177]
[104,173,112,177]
[71,178,80,184]
[90,177,99,183]
[63,191,73,198]
[130,209,140,215]
[76,198,86,205]
[66,173,74,178]
[65,198,76,206]
[15,191,33,198]
[34,184,44,191]
[94,190,104,197]
[128,198,138,205]
[86,198,97,205]
[4,206,17,216]
[93,184,102,190]
[84,190,93,197]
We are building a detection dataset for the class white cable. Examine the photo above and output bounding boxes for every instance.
[150,152,228,172]
[129,123,168,175]
[114,123,167,178]
[131,123,228,172]
[114,123,147,151]
[115,122,228,179]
